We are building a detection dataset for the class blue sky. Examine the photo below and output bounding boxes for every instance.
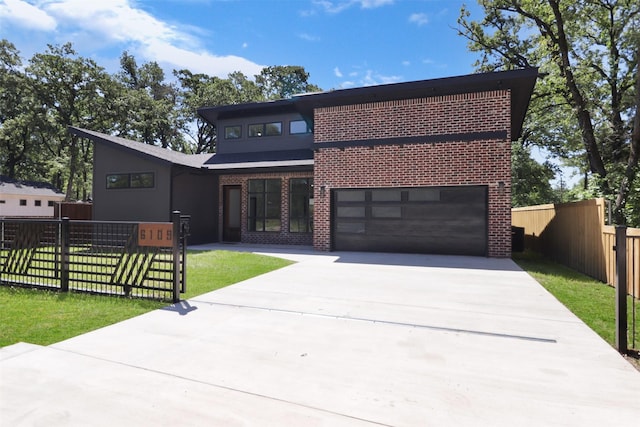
[0,0,483,90]
[0,0,573,184]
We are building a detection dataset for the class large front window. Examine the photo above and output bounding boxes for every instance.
[289,178,313,233]
[248,179,281,232]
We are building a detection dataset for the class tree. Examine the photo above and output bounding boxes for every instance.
[255,65,322,100]
[115,52,186,151]
[26,43,120,200]
[174,70,263,153]
[458,0,640,224]
[511,142,557,206]
[0,39,34,179]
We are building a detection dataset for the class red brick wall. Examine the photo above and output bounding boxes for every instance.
[219,171,313,246]
[312,90,512,257]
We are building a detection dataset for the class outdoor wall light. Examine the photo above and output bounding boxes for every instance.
[320,185,327,196]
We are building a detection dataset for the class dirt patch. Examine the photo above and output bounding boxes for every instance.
[623,350,640,372]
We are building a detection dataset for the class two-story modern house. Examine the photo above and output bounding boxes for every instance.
[71,68,538,257]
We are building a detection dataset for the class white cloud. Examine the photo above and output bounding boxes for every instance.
[313,0,393,14]
[0,0,264,78]
[242,42,248,49]
[402,60,410,66]
[142,39,263,77]
[0,0,56,31]
[334,67,343,77]
[359,0,394,9]
[298,33,320,42]
[409,12,429,26]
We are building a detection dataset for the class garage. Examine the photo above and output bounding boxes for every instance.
[332,186,487,256]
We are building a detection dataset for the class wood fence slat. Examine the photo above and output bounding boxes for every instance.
[512,198,639,297]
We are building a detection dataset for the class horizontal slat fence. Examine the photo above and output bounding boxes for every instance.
[512,198,639,298]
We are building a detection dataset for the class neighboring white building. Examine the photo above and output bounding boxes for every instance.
[0,177,66,218]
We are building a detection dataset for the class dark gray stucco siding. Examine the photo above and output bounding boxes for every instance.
[217,113,313,155]
[171,170,218,244]
[92,142,172,222]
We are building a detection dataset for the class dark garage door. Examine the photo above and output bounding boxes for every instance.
[332,186,487,256]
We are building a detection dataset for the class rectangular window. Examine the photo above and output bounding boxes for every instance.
[264,122,282,136]
[34,200,42,207]
[0,200,6,204]
[106,174,130,189]
[225,125,242,139]
[248,122,282,137]
[248,179,281,232]
[130,172,154,188]
[289,120,312,134]
[289,178,314,233]
[20,199,27,206]
[248,124,263,137]
[107,173,154,189]
[48,201,55,207]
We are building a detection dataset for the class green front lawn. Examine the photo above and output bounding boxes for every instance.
[513,251,640,354]
[0,250,292,347]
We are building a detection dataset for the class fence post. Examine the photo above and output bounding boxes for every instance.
[60,217,70,292]
[614,225,628,354]
[172,211,181,303]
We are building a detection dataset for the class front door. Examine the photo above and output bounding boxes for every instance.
[223,185,241,242]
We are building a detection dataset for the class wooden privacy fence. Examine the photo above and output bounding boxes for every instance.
[512,198,639,298]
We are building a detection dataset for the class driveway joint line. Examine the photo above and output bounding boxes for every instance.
[193,300,558,343]
[48,346,397,427]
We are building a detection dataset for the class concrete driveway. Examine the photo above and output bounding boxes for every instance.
[2,246,640,426]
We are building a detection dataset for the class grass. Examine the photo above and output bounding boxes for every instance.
[0,250,292,347]
[512,251,640,354]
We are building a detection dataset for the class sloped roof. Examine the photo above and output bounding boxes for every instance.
[198,68,539,141]
[69,127,212,168]
[0,176,65,198]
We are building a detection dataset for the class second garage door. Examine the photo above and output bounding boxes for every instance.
[332,186,487,256]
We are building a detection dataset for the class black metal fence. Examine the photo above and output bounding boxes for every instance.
[0,212,188,302]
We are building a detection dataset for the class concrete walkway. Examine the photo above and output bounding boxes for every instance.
[2,246,640,426]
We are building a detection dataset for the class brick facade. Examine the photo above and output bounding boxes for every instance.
[312,90,513,257]
[219,171,313,246]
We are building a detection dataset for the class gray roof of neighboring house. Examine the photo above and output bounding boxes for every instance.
[69,127,213,168]
[0,176,65,198]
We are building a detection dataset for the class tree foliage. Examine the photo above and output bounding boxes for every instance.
[0,39,321,200]
[458,0,640,224]
[511,142,557,207]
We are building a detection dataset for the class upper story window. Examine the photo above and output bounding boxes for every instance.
[34,200,42,207]
[225,125,242,139]
[106,172,154,189]
[19,199,27,206]
[48,201,55,207]
[248,122,282,138]
[289,120,312,135]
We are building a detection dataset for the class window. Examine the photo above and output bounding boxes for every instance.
[248,179,281,232]
[48,201,55,207]
[107,172,154,189]
[106,174,129,189]
[290,178,313,233]
[130,173,154,188]
[225,125,242,139]
[248,122,282,137]
[19,199,27,206]
[289,120,312,134]
[0,200,6,204]
[34,200,42,207]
